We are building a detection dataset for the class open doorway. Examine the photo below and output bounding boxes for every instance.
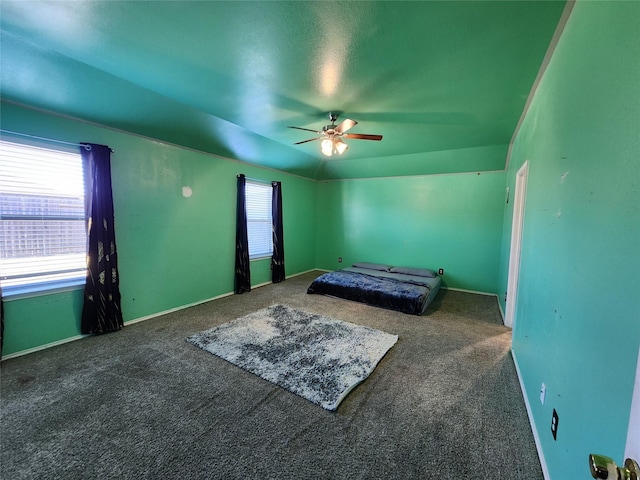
[505,160,529,329]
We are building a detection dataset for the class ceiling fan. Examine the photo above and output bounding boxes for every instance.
[288,113,383,157]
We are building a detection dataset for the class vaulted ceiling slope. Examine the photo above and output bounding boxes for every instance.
[0,1,566,180]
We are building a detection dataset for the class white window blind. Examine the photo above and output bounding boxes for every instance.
[245,181,272,259]
[0,139,87,292]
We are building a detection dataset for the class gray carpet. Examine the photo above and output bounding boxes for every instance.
[0,271,542,479]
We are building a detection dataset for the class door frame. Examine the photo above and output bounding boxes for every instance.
[505,160,529,328]
[626,346,640,460]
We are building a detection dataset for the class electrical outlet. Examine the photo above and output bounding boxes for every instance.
[338,257,343,263]
[551,409,559,440]
[540,383,546,405]
[438,268,444,275]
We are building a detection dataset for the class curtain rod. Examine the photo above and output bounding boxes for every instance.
[0,129,114,152]
[237,174,273,185]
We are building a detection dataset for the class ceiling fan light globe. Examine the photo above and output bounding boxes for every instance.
[335,139,348,155]
[321,139,334,157]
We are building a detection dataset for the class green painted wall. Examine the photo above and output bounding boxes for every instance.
[498,1,640,477]
[1,102,317,356]
[318,144,510,180]
[2,289,85,354]
[316,171,506,294]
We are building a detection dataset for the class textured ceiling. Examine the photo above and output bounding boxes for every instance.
[0,1,566,180]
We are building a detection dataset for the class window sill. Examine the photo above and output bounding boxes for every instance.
[2,279,85,301]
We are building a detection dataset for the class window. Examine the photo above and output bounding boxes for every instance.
[0,139,86,295]
[245,180,272,259]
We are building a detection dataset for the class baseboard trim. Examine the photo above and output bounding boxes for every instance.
[123,291,235,326]
[511,349,550,480]
[442,286,496,297]
[1,334,89,361]
[2,270,320,361]
[78,269,320,328]
[1,292,235,361]
[497,299,506,324]
[442,287,506,326]
[287,268,320,277]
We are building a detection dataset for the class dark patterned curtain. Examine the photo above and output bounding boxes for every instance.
[80,143,124,335]
[271,181,285,283]
[235,174,251,293]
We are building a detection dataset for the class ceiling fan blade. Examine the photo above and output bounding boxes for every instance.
[334,118,357,134]
[344,133,383,141]
[294,137,322,145]
[288,126,323,134]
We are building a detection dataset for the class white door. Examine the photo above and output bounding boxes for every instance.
[626,346,640,461]
[593,347,640,477]
[592,348,640,476]
[504,161,529,328]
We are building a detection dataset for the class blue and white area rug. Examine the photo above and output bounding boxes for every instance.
[187,304,398,410]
